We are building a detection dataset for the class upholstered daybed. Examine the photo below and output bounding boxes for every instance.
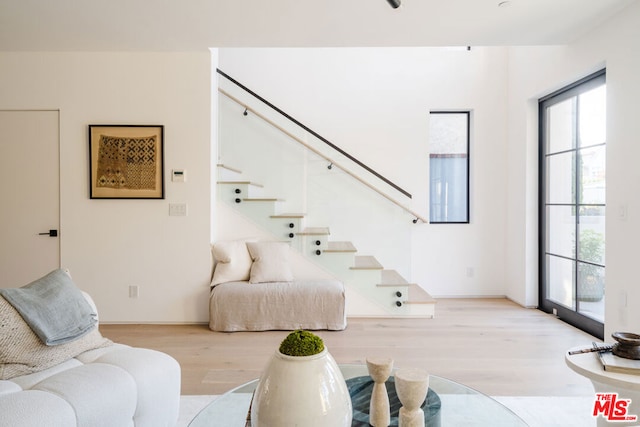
[208,240,347,332]
[209,279,346,332]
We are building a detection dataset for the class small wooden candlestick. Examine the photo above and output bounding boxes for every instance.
[366,357,394,427]
[395,368,429,427]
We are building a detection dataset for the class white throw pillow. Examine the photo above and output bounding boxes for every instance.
[246,241,294,283]
[211,240,254,285]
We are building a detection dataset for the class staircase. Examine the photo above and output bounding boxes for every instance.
[217,164,436,318]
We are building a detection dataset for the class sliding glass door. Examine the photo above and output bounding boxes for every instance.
[539,70,606,339]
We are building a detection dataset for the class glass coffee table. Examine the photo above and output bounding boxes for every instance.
[189,365,527,426]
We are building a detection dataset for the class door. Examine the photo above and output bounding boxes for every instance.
[539,71,606,339]
[0,110,60,287]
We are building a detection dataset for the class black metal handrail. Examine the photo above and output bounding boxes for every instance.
[216,68,412,199]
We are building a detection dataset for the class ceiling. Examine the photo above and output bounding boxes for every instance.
[0,0,635,51]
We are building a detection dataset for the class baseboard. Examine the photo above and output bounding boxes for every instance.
[100,321,210,325]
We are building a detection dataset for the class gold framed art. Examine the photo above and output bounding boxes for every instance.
[89,125,164,199]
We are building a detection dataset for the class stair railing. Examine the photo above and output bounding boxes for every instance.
[217,69,428,224]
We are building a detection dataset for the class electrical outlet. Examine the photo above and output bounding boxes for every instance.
[620,291,628,308]
[466,267,474,278]
[619,204,628,221]
[129,285,139,298]
[169,203,187,216]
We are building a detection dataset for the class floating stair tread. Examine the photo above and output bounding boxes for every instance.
[217,164,242,174]
[351,256,383,270]
[218,180,264,188]
[376,270,409,285]
[405,284,437,304]
[325,241,357,252]
[298,227,330,236]
[270,213,306,219]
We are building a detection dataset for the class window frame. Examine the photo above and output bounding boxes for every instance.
[428,110,471,224]
[538,68,606,339]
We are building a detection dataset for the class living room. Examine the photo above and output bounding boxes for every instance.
[1,1,640,425]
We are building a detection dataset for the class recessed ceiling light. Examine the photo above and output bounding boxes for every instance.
[498,1,512,7]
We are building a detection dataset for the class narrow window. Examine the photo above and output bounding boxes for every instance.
[429,111,470,223]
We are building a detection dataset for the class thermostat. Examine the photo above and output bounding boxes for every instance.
[172,169,186,182]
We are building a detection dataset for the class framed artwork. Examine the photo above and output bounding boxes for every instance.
[89,125,164,199]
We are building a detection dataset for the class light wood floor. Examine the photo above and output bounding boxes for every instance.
[100,298,596,397]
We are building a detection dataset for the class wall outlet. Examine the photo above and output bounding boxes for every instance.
[620,291,628,308]
[129,285,139,298]
[466,267,475,278]
[169,203,187,216]
[619,204,628,221]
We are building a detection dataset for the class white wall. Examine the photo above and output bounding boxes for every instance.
[0,52,213,323]
[3,2,635,326]
[219,47,510,298]
[506,2,640,335]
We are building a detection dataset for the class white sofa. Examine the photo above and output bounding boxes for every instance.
[0,343,181,427]
[0,274,181,427]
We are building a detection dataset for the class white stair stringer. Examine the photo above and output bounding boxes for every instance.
[270,213,305,251]
[377,270,411,306]
[218,181,264,199]
[215,165,436,318]
[218,184,288,239]
[401,284,437,318]
[315,241,357,276]
[346,257,417,314]
[377,270,436,318]
[297,227,330,258]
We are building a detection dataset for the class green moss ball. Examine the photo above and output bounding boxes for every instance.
[279,330,325,356]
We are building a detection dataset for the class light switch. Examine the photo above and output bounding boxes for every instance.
[169,203,187,216]
[172,169,186,182]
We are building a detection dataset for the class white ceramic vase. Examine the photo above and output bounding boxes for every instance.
[250,347,352,427]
